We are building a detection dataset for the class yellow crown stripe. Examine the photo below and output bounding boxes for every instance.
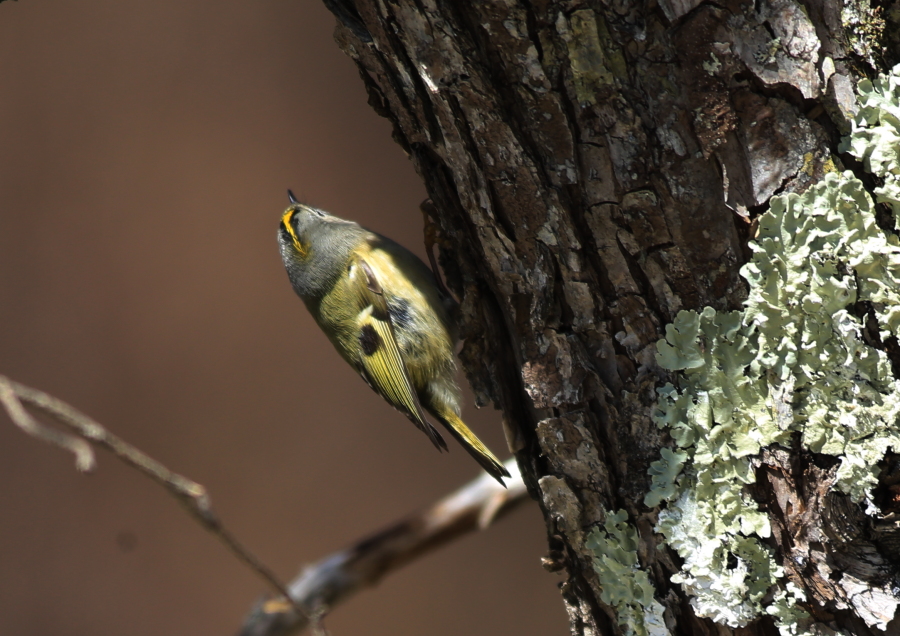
[281,209,308,257]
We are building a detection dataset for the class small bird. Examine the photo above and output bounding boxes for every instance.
[277,191,510,484]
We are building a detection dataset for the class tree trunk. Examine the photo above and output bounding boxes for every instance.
[321,0,900,634]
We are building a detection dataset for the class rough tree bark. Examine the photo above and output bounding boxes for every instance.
[320,0,900,634]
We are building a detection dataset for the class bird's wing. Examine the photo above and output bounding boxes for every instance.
[348,252,447,451]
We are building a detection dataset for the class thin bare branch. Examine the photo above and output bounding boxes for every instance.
[0,374,305,618]
[237,457,529,636]
[1,373,528,632]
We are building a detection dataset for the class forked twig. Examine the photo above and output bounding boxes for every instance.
[0,377,96,471]
[237,457,528,636]
[0,374,306,618]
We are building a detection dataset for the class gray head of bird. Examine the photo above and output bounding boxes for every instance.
[278,192,365,299]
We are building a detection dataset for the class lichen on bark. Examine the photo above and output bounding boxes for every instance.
[322,0,900,633]
[650,65,900,632]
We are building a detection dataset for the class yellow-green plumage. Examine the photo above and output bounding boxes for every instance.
[277,198,510,484]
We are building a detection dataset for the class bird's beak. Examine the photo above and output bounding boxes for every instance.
[288,189,299,204]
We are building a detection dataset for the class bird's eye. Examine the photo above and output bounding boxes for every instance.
[312,208,325,218]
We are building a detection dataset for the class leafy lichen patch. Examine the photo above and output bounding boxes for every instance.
[840,65,900,227]
[650,308,786,627]
[586,511,669,636]
[648,65,900,633]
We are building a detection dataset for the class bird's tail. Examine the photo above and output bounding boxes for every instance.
[438,412,511,486]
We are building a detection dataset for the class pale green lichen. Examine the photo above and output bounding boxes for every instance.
[586,510,669,636]
[647,64,900,633]
[644,446,687,508]
[766,584,813,635]
[659,485,780,626]
[650,308,787,627]
[703,53,722,75]
[840,65,900,227]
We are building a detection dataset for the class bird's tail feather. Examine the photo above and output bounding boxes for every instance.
[438,412,510,486]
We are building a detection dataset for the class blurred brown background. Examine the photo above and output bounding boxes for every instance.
[0,1,564,634]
